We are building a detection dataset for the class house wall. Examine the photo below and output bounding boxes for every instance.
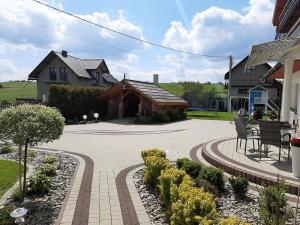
[288,70,300,124]
[37,57,94,100]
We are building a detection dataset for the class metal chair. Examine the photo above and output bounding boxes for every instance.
[258,120,291,162]
[234,117,260,154]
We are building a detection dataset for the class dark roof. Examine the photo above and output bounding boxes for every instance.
[28,51,116,82]
[224,56,272,79]
[125,79,187,104]
[103,73,118,83]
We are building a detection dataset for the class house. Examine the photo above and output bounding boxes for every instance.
[28,50,118,101]
[224,56,281,111]
[100,75,188,119]
[247,0,300,123]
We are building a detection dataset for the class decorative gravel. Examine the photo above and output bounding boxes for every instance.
[133,168,168,225]
[0,149,77,225]
[133,168,262,225]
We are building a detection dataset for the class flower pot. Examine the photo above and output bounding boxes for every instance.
[292,146,300,177]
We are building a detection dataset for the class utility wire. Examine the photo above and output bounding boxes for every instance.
[31,0,229,59]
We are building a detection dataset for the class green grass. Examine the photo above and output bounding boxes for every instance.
[0,159,21,198]
[159,82,227,98]
[0,81,37,103]
[186,110,237,121]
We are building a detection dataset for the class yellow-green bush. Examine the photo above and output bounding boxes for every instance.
[141,148,166,161]
[159,167,186,209]
[144,156,171,186]
[170,174,219,225]
[220,215,250,225]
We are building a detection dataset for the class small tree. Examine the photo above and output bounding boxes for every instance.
[259,180,293,225]
[0,104,64,200]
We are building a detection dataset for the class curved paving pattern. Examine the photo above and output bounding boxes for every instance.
[36,147,94,225]
[194,139,300,195]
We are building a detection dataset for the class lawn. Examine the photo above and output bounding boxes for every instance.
[0,81,37,103]
[0,159,20,198]
[186,110,237,121]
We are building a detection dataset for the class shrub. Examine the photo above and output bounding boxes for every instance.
[27,149,37,157]
[40,163,57,176]
[27,172,52,196]
[43,155,58,164]
[0,84,3,88]
[0,204,15,225]
[229,176,249,199]
[144,156,171,187]
[141,149,166,162]
[170,176,219,225]
[195,177,219,196]
[200,166,225,191]
[0,142,13,154]
[253,109,263,121]
[167,110,180,121]
[151,111,170,123]
[181,160,202,179]
[176,158,190,169]
[179,110,187,120]
[11,187,23,202]
[158,167,186,209]
[268,110,277,120]
[48,84,107,120]
[259,180,293,225]
[1,100,10,105]
[220,215,250,225]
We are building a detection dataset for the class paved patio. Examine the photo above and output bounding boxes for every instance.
[40,119,234,225]
[38,119,300,224]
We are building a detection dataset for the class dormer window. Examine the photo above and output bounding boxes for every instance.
[49,67,56,81]
[60,67,68,81]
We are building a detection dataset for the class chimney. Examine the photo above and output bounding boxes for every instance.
[153,74,159,86]
[62,50,68,57]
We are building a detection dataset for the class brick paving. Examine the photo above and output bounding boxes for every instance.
[39,119,236,224]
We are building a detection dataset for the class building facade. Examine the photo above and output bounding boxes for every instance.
[28,50,117,101]
[224,56,281,112]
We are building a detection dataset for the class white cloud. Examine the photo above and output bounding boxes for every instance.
[162,0,275,58]
[0,0,146,57]
[0,59,29,82]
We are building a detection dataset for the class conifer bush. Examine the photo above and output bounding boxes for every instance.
[141,148,166,161]
[144,156,171,187]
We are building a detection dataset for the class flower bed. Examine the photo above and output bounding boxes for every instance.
[0,149,77,225]
[133,149,294,225]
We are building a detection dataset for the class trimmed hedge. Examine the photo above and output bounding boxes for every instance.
[151,110,186,123]
[48,84,107,121]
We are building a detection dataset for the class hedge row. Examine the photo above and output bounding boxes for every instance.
[48,84,107,121]
[140,149,249,225]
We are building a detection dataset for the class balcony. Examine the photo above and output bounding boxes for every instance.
[277,0,300,34]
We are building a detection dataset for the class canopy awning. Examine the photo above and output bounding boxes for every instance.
[246,35,300,69]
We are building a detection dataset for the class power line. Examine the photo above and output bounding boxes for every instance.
[31,0,229,59]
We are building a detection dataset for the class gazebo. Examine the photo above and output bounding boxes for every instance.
[100,79,188,119]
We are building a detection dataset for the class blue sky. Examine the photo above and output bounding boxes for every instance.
[0,0,275,82]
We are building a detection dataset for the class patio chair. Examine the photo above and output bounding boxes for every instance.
[258,120,291,162]
[234,117,260,154]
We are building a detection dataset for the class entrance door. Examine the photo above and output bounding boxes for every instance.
[123,92,140,117]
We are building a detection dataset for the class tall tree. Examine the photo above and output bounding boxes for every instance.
[0,104,64,200]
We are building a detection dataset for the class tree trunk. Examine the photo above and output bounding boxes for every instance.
[22,139,29,200]
[18,144,22,194]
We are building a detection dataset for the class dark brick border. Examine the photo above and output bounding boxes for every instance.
[116,163,144,225]
[195,139,300,195]
[35,147,94,225]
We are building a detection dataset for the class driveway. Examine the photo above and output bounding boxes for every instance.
[40,119,235,225]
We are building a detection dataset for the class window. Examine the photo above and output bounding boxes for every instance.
[96,72,102,83]
[245,66,256,74]
[60,67,68,81]
[49,67,56,81]
[238,89,248,94]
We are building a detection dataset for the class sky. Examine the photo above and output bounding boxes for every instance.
[0,0,276,83]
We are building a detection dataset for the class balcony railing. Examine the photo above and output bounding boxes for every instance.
[275,32,287,40]
[278,0,300,33]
